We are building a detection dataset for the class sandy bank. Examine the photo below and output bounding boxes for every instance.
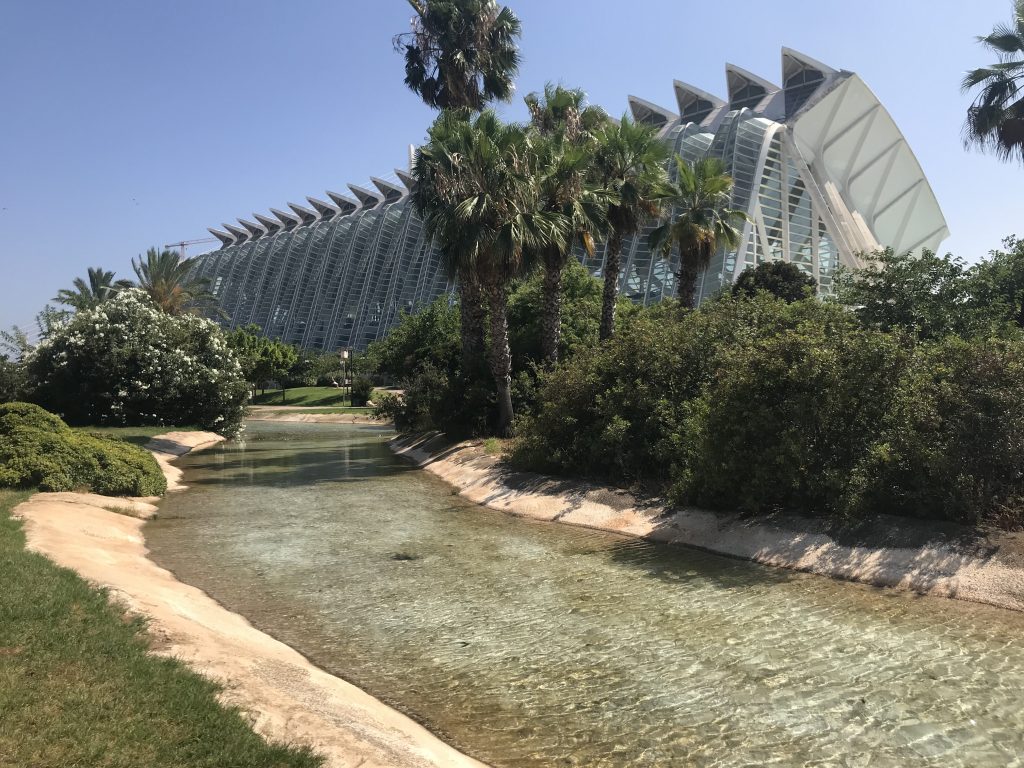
[12,431,487,768]
[248,406,387,425]
[391,432,1024,614]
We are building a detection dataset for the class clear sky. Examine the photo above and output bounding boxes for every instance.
[1,0,1021,332]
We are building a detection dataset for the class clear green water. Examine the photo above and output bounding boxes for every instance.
[146,422,1024,767]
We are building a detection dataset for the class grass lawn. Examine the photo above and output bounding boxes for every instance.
[251,386,352,407]
[79,425,198,448]
[250,407,376,416]
[0,488,323,768]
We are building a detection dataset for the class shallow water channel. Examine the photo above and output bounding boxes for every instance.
[146,422,1024,767]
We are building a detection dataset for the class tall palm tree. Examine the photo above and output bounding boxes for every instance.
[592,116,670,339]
[132,247,218,316]
[395,0,522,111]
[53,267,132,311]
[395,0,523,371]
[963,0,1024,164]
[649,156,748,310]
[525,84,610,362]
[414,110,566,435]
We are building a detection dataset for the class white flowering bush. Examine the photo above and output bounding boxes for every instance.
[27,289,248,436]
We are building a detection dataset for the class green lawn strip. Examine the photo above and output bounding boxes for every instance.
[252,407,377,416]
[79,425,198,448]
[0,488,323,768]
[251,387,352,407]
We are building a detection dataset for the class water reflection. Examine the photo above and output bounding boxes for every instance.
[147,422,1024,767]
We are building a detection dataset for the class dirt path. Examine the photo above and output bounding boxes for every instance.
[12,431,487,768]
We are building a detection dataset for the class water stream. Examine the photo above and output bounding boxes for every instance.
[146,422,1024,767]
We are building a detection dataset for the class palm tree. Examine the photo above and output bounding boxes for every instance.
[649,156,748,309]
[132,247,218,316]
[525,84,610,362]
[395,0,523,371]
[592,116,670,339]
[395,0,522,111]
[53,267,132,311]
[963,0,1024,164]
[414,110,566,435]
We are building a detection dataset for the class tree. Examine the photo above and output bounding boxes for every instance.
[962,0,1024,164]
[132,247,219,316]
[53,267,131,311]
[225,325,299,396]
[832,248,985,340]
[966,235,1024,329]
[395,0,522,111]
[592,116,669,339]
[395,0,523,373]
[524,84,610,362]
[414,110,566,435]
[733,261,816,303]
[649,156,747,309]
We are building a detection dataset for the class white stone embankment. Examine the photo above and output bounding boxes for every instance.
[391,432,1024,614]
[12,430,487,768]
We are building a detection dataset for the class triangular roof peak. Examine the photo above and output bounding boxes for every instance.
[208,227,235,247]
[288,202,319,225]
[673,80,726,126]
[307,196,340,219]
[253,213,283,234]
[222,222,249,244]
[238,218,266,238]
[628,95,678,130]
[270,207,300,229]
[395,169,416,190]
[371,176,405,203]
[326,190,359,214]
[781,47,837,83]
[348,184,382,209]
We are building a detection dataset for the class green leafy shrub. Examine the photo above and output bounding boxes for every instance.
[733,261,816,303]
[350,376,374,407]
[852,337,1024,526]
[0,356,24,403]
[0,403,166,496]
[27,289,249,436]
[372,391,403,422]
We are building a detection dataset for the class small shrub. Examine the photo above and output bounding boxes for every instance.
[733,261,816,303]
[350,376,374,407]
[372,391,404,423]
[0,403,166,496]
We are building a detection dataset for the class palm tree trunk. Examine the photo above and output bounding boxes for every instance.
[676,253,702,310]
[458,272,487,372]
[485,280,515,437]
[540,249,562,363]
[599,233,623,341]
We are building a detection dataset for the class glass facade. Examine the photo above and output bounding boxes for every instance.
[191,49,947,351]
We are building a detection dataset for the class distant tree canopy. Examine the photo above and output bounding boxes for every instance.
[733,261,816,303]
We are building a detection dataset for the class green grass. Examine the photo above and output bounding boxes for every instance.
[251,387,352,407]
[78,425,196,448]
[0,488,323,768]
[250,407,376,416]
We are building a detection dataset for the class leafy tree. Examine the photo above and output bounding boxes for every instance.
[225,325,299,394]
[592,116,669,339]
[53,267,132,311]
[832,248,990,340]
[733,261,816,303]
[966,235,1024,329]
[394,0,522,111]
[27,289,248,435]
[0,355,24,403]
[962,0,1024,164]
[650,156,747,309]
[364,296,461,383]
[524,84,610,362]
[132,247,219,316]
[412,110,567,435]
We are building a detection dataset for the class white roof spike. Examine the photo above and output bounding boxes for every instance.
[253,213,283,234]
[326,190,360,213]
[672,80,727,126]
[288,202,319,225]
[307,196,340,219]
[627,95,678,133]
[725,63,781,97]
[208,227,236,247]
[371,176,405,203]
[222,222,249,243]
[238,218,266,238]
[781,47,838,82]
[270,207,300,229]
[395,169,416,190]
[348,184,382,209]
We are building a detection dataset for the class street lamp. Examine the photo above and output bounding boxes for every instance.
[339,348,351,403]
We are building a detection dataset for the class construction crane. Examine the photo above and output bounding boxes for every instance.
[164,237,219,259]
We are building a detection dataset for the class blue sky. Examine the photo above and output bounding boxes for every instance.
[1,0,1021,332]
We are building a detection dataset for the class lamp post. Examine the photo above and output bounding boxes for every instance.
[339,348,351,404]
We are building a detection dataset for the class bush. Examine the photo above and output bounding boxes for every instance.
[26,290,249,436]
[350,376,374,407]
[371,391,403,423]
[0,356,24,403]
[733,261,816,303]
[0,402,166,496]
